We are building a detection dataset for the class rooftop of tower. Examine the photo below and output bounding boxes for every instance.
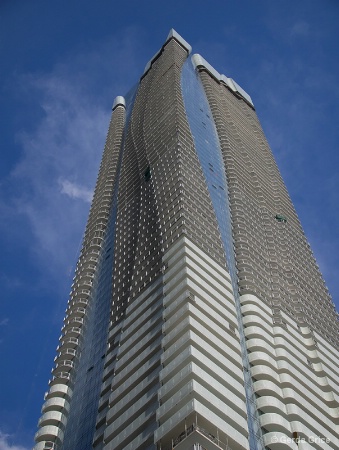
[113,29,254,111]
[144,29,254,107]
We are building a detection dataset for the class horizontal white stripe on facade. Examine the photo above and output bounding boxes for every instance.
[240,293,339,448]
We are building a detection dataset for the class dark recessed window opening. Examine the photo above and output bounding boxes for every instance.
[275,214,287,223]
[144,166,151,182]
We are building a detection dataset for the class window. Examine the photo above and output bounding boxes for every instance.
[275,214,287,223]
[144,166,151,182]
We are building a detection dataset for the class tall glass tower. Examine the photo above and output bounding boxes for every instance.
[34,30,339,450]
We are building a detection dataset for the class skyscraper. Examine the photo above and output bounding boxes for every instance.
[34,30,339,450]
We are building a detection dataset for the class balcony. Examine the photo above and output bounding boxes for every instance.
[64,317,84,327]
[77,280,93,289]
[70,288,91,299]
[52,360,74,374]
[155,406,248,450]
[33,441,57,450]
[57,337,79,351]
[62,327,82,338]
[41,396,70,414]
[78,270,95,278]
[43,443,56,450]
[38,410,67,429]
[49,372,72,386]
[171,424,232,450]
[45,384,73,402]
[64,307,86,320]
[80,256,98,266]
[263,432,298,449]
[259,413,292,435]
[56,348,77,359]
[34,425,64,444]
[70,298,89,308]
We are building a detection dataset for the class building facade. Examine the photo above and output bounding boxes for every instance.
[34,30,339,450]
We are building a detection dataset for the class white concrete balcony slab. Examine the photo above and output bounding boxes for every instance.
[108,366,160,419]
[256,396,287,416]
[154,399,249,450]
[34,425,64,443]
[45,383,72,401]
[260,413,292,435]
[42,397,70,414]
[111,349,162,392]
[103,407,154,449]
[38,411,67,428]
[263,432,298,449]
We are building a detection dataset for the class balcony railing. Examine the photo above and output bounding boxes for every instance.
[171,424,233,450]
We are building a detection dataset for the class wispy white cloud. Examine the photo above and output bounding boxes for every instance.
[0,431,28,450]
[1,29,145,281]
[12,73,108,276]
[59,178,93,203]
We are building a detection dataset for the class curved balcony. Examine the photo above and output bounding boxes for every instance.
[241,303,272,324]
[78,270,95,278]
[93,219,108,227]
[62,327,82,338]
[95,211,109,219]
[42,396,70,414]
[90,235,104,244]
[248,351,278,371]
[70,288,91,299]
[260,413,292,435]
[64,317,84,327]
[256,395,287,416]
[85,241,102,254]
[52,360,74,375]
[251,365,280,384]
[65,307,86,320]
[246,337,275,355]
[49,372,72,387]
[45,384,73,401]
[54,353,76,367]
[69,295,91,308]
[73,274,95,287]
[81,262,96,271]
[244,325,274,344]
[33,441,56,450]
[38,410,67,429]
[57,337,79,351]
[75,261,97,275]
[80,255,98,266]
[286,404,339,442]
[77,280,93,290]
[56,348,77,359]
[253,379,283,398]
[238,278,260,294]
[34,425,64,444]
[263,432,298,449]
[70,280,93,295]
[242,314,271,332]
[69,298,89,309]
[81,249,100,261]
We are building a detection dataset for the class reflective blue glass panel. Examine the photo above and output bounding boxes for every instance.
[181,56,263,450]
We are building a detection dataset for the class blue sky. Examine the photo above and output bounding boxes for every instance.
[0,0,338,448]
